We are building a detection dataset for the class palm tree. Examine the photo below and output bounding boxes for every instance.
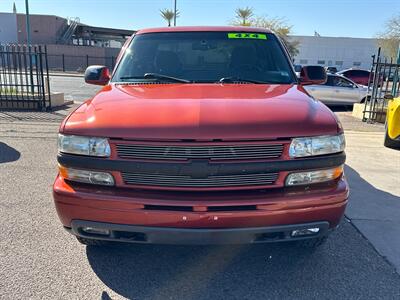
[235,7,254,26]
[160,9,179,27]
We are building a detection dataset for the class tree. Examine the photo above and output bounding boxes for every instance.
[234,7,254,26]
[253,16,299,57]
[376,14,400,59]
[160,9,179,27]
[231,9,300,57]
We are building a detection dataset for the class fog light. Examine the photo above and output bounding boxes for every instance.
[81,227,110,236]
[285,166,343,186]
[59,165,115,186]
[291,228,320,237]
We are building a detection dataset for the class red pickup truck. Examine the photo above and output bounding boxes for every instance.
[54,26,348,247]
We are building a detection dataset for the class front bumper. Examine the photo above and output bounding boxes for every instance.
[68,220,331,245]
[54,175,349,244]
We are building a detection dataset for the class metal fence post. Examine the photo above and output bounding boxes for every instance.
[44,45,51,109]
[62,54,65,72]
[86,55,89,68]
[28,44,34,94]
[38,45,46,110]
[392,44,400,96]
[368,48,381,122]
[0,43,51,110]
[362,46,400,123]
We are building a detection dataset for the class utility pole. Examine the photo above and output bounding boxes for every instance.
[25,0,31,45]
[173,0,177,26]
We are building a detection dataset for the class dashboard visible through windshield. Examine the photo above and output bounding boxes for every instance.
[112,31,296,84]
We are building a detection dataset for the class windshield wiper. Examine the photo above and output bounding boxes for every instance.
[120,73,191,83]
[218,77,267,84]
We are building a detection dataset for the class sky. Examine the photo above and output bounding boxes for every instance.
[1,0,399,38]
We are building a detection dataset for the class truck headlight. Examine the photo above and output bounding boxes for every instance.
[59,165,115,186]
[289,134,345,158]
[285,166,343,186]
[58,134,111,157]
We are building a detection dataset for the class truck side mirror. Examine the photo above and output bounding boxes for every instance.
[85,65,110,86]
[300,66,327,85]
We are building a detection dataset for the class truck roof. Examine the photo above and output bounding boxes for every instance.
[136,26,273,35]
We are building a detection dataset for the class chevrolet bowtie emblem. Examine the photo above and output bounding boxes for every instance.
[180,160,219,179]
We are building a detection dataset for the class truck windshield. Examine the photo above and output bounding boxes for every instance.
[112,32,296,84]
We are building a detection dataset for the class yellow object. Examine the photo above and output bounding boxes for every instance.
[227,33,267,40]
[387,97,400,140]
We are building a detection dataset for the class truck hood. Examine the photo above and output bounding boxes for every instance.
[62,83,339,141]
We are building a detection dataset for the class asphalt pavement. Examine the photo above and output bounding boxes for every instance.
[1,78,400,299]
[50,75,100,104]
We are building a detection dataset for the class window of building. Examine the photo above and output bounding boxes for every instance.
[317,60,325,65]
[353,62,362,66]
[299,59,308,64]
[335,61,343,66]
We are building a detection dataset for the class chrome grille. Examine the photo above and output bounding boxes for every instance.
[116,144,284,160]
[121,172,279,188]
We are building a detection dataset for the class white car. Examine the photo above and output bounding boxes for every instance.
[304,74,369,105]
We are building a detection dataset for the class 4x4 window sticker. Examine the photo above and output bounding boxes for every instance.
[227,33,267,40]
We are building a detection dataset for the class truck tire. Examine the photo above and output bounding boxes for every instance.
[76,236,109,246]
[384,129,400,149]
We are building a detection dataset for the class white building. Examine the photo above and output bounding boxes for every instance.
[0,12,18,43]
[291,35,380,71]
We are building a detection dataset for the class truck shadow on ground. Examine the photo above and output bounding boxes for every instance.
[86,166,400,300]
[0,142,20,163]
[344,165,400,220]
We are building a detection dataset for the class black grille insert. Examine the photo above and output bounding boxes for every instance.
[144,205,193,211]
[208,205,257,212]
[116,144,284,161]
[143,204,258,212]
[121,172,279,188]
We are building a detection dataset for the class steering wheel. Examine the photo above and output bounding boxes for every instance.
[232,63,263,74]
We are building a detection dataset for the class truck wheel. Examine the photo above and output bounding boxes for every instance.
[296,236,328,249]
[76,236,108,246]
[384,130,400,149]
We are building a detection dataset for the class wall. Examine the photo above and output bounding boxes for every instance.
[17,14,67,44]
[291,35,379,70]
[0,13,18,43]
